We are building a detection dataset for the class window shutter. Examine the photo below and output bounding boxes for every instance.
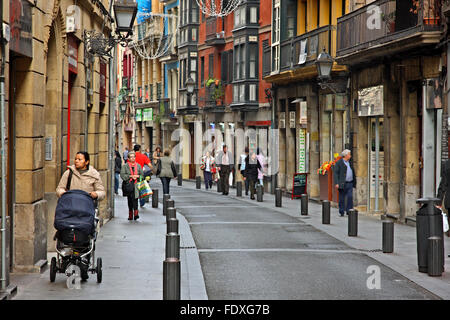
[209,53,214,78]
[228,50,233,83]
[221,51,228,83]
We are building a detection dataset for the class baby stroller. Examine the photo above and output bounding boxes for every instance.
[50,190,103,284]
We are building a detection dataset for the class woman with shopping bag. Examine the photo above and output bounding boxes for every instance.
[437,159,450,237]
[120,151,144,221]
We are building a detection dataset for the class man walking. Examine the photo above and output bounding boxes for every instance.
[133,144,153,207]
[240,147,250,196]
[216,145,234,195]
[333,149,356,217]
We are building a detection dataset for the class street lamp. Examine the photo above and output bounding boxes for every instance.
[315,48,334,82]
[186,77,195,106]
[84,0,138,57]
[113,0,138,38]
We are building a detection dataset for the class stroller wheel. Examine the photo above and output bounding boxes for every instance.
[96,258,102,283]
[50,257,57,282]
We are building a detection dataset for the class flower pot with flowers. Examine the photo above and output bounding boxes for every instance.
[206,78,225,106]
[317,154,342,201]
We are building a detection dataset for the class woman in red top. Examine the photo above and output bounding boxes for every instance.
[120,151,144,221]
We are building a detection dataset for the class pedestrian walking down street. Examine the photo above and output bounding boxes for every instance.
[201,151,215,190]
[239,147,250,195]
[216,145,234,195]
[436,159,450,237]
[114,150,122,195]
[123,147,129,163]
[144,147,152,161]
[133,144,153,207]
[256,148,265,186]
[120,151,144,221]
[333,149,356,217]
[156,149,178,195]
[152,146,162,167]
[244,152,262,200]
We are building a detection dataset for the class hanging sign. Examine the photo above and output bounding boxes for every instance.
[299,128,307,173]
[143,108,153,122]
[135,109,142,122]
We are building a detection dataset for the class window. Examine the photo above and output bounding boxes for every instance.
[249,84,257,101]
[221,51,228,84]
[234,6,246,27]
[281,0,297,41]
[192,28,197,42]
[250,7,258,24]
[249,44,257,78]
[271,0,280,73]
[209,53,214,78]
[201,57,205,87]
[234,43,246,80]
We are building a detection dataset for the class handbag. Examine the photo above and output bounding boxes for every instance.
[122,163,137,196]
[137,179,152,198]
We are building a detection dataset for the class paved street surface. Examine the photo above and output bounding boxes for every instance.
[10,179,450,300]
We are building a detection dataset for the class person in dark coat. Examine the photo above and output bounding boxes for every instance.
[333,149,356,217]
[114,150,122,195]
[244,152,262,200]
[437,159,450,237]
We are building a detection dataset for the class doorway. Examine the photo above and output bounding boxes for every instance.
[368,117,385,213]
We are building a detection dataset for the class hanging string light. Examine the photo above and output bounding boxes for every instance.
[131,12,179,60]
[196,0,242,17]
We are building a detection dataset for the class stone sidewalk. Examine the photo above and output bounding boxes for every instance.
[180,179,450,300]
[9,187,207,300]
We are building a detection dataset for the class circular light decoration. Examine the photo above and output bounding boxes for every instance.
[196,0,242,17]
[131,12,179,60]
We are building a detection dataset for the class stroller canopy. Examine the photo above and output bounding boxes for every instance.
[54,190,96,235]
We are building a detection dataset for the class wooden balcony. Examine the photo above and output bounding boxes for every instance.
[205,17,225,46]
[336,0,442,65]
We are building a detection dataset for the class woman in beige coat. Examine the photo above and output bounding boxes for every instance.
[56,151,106,201]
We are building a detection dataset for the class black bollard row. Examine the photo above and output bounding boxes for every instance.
[427,236,443,277]
[275,188,282,207]
[167,207,176,222]
[166,199,175,217]
[165,232,180,260]
[163,258,180,300]
[237,181,242,197]
[300,194,308,216]
[152,189,159,208]
[348,209,358,237]
[257,184,263,202]
[167,218,179,234]
[163,194,171,216]
[322,200,330,224]
[196,176,201,189]
[382,221,394,253]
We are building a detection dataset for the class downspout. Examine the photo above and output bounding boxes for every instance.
[0,0,7,291]
[271,84,277,194]
[108,0,116,218]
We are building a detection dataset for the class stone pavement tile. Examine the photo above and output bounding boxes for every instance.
[178,180,450,299]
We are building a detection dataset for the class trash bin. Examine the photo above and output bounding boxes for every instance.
[415,197,444,273]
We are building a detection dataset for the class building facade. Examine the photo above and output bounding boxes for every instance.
[0,0,115,289]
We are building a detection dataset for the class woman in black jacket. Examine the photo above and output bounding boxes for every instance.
[114,150,122,194]
[244,152,262,200]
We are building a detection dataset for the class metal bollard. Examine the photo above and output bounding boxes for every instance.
[167,218,179,234]
[348,209,358,237]
[152,189,159,208]
[322,200,330,224]
[166,199,175,218]
[196,176,201,189]
[427,236,443,277]
[300,194,308,216]
[167,207,176,222]
[382,221,394,253]
[275,188,282,207]
[163,257,180,300]
[163,194,171,216]
[257,184,263,202]
[236,181,242,197]
[178,174,182,186]
[217,179,222,193]
[166,232,180,259]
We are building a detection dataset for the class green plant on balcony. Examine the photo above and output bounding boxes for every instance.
[410,0,440,24]
[206,78,225,105]
[381,10,396,32]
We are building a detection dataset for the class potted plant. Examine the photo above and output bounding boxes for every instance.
[206,78,225,105]
[411,0,440,25]
[317,154,342,201]
[382,11,396,33]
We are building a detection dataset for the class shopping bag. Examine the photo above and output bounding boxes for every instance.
[443,211,449,233]
[137,179,153,198]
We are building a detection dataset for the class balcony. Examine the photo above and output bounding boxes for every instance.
[205,17,225,46]
[201,86,225,113]
[280,25,335,73]
[336,0,442,65]
[159,34,178,62]
[138,86,143,104]
[156,82,162,101]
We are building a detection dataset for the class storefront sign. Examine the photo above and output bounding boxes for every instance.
[10,0,32,57]
[143,108,153,122]
[425,78,443,110]
[68,35,79,74]
[245,121,272,127]
[292,173,307,199]
[358,85,384,116]
[100,61,107,104]
[279,112,285,128]
[300,102,307,125]
[299,128,307,173]
[135,109,142,122]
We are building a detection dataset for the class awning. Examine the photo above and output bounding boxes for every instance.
[291,98,305,104]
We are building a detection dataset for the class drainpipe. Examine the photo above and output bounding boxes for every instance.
[270,84,277,194]
[0,0,7,291]
[108,0,116,218]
